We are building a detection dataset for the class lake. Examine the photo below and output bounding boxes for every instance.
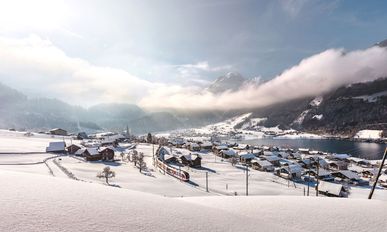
[241,138,386,160]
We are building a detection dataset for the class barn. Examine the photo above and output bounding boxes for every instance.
[46,142,66,153]
[75,148,101,161]
[251,160,274,172]
[99,147,115,161]
[49,128,68,136]
[317,181,348,197]
[180,153,202,167]
[66,144,81,154]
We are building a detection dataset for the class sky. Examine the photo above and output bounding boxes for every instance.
[0,0,387,109]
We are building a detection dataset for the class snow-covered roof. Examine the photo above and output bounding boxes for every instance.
[331,154,350,160]
[200,142,213,147]
[75,148,85,155]
[190,143,200,147]
[46,141,66,152]
[278,152,289,158]
[182,154,201,161]
[286,164,303,173]
[307,169,331,177]
[334,170,360,180]
[221,149,236,156]
[263,151,277,156]
[99,147,114,152]
[239,153,256,159]
[252,160,273,167]
[318,181,344,196]
[290,152,301,158]
[215,145,228,150]
[75,148,99,156]
[263,155,280,162]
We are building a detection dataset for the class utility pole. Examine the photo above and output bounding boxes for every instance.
[368,148,387,199]
[246,164,249,196]
[206,172,209,192]
[307,157,311,196]
[316,157,320,196]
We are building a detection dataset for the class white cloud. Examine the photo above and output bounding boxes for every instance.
[0,34,154,105]
[140,46,387,110]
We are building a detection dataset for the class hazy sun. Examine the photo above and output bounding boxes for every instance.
[0,0,69,31]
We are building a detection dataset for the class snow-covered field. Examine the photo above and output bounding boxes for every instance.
[164,113,323,141]
[355,130,383,140]
[1,170,387,232]
[1,130,387,231]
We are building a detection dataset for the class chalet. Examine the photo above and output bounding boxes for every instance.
[46,141,66,153]
[262,145,271,151]
[332,170,362,183]
[262,155,281,166]
[49,128,68,136]
[235,144,250,150]
[75,148,101,161]
[187,143,201,152]
[251,149,263,157]
[169,138,186,148]
[347,157,371,168]
[180,153,202,167]
[361,169,378,178]
[66,144,81,154]
[200,142,213,151]
[317,181,348,197]
[212,145,228,155]
[304,169,334,181]
[288,152,301,160]
[219,149,237,159]
[275,164,302,179]
[277,152,290,159]
[279,159,295,167]
[297,159,312,168]
[328,160,348,171]
[77,132,88,140]
[328,153,350,161]
[99,147,115,161]
[298,148,310,154]
[239,153,256,165]
[251,160,274,172]
[316,158,329,169]
[101,138,119,147]
[263,151,278,157]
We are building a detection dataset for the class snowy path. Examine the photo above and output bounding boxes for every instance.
[46,158,71,179]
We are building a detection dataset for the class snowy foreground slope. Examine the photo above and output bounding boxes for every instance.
[1,170,386,232]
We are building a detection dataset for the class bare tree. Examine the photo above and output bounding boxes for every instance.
[132,150,138,166]
[230,157,238,166]
[97,166,115,185]
[120,152,125,161]
[138,152,145,172]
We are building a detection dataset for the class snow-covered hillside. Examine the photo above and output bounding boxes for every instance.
[1,170,387,232]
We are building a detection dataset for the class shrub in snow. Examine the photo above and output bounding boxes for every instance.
[97,166,116,185]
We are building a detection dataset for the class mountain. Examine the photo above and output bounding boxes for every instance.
[0,82,235,134]
[207,72,246,93]
[375,39,387,47]
[245,77,387,136]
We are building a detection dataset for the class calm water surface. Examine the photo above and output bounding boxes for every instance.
[241,138,386,160]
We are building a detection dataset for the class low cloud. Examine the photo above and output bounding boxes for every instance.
[140,46,387,110]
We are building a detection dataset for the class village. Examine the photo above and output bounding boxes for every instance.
[1,126,385,200]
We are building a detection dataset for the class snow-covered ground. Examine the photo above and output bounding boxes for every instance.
[1,170,387,232]
[166,113,322,141]
[1,130,387,231]
[355,130,383,140]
